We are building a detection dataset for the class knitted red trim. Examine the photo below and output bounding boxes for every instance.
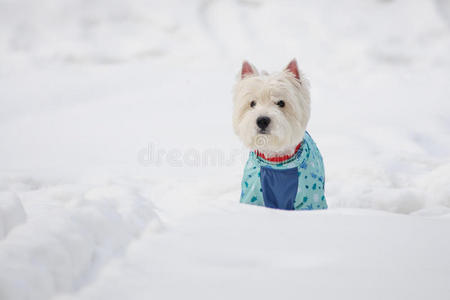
[255,142,302,163]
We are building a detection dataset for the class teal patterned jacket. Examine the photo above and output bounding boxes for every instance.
[240,132,327,210]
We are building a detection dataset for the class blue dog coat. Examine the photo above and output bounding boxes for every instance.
[240,132,327,210]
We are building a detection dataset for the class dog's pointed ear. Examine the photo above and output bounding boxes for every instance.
[285,59,300,80]
[241,61,257,79]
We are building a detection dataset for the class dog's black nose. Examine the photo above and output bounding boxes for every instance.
[256,116,271,130]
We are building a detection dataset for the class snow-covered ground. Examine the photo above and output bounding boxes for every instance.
[1,0,450,299]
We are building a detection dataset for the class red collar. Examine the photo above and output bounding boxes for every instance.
[255,142,302,163]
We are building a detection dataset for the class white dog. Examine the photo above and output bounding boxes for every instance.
[233,59,327,210]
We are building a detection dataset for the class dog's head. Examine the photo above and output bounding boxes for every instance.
[232,59,311,155]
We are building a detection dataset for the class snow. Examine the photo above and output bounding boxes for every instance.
[1,0,450,299]
[0,192,26,238]
[59,208,450,300]
[0,181,160,300]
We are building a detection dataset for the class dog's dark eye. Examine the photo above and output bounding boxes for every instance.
[276,100,285,108]
[250,100,256,108]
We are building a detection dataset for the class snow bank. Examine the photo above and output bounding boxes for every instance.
[0,179,159,300]
[57,206,450,300]
[0,192,26,238]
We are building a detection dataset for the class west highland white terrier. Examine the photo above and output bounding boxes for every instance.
[233,59,327,210]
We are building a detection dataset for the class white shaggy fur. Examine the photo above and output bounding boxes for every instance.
[232,60,311,156]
